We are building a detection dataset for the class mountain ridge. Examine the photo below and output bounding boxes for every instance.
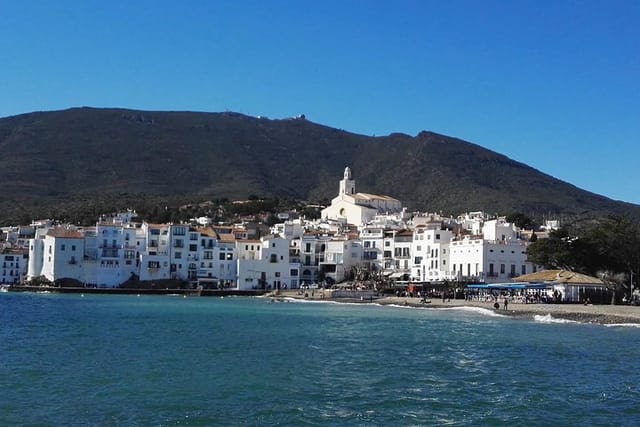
[0,106,637,223]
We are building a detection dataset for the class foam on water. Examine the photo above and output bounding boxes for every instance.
[604,322,640,328]
[382,303,420,310]
[533,313,579,324]
[437,305,508,318]
[281,297,351,305]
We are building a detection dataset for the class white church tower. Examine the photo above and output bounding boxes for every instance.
[339,166,356,195]
[322,166,402,226]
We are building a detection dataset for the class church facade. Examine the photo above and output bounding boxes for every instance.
[321,167,402,226]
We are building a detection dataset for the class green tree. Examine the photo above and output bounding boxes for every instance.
[506,212,537,230]
[526,227,576,270]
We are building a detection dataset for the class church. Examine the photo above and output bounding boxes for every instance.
[321,167,403,226]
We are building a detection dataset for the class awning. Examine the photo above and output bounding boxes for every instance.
[467,283,550,290]
[389,272,406,279]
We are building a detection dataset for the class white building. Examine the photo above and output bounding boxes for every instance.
[448,219,534,283]
[321,167,402,226]
[27,221,239,288]
[28,228,85,285]
[319,236,362,283]
[1,249,28,284]
[360,226,384,273]
[411,223,454,282]
[236,236,300,290]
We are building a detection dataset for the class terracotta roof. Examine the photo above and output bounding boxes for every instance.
[1,248,28,255]
[354,193,400,202]
[236,239,261,244]
[516,269,603,285]
[46,228,84,239]
[196,227,217,237]
[218,234,237,243]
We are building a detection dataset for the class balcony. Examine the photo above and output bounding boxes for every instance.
[101,249,119,258]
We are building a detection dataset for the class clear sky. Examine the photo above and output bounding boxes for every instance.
[1,1,638,204]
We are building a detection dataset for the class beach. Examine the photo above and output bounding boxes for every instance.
[275,290,640,325]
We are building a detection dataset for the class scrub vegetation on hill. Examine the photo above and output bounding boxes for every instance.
[0,107,638,225]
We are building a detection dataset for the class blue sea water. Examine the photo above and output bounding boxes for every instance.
[1,293,640,426]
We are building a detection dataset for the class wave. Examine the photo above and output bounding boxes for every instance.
[378,303,509,319]
[436,306,508,318]
[382,303,422,310]
[604,323,640,328]
[280,297,348,305]
[533,314,579,324]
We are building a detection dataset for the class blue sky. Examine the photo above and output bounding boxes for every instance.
[1,1,638,204]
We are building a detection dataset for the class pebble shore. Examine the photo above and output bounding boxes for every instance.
[275,290,640,325]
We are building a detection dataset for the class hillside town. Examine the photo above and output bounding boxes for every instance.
[0,167,555,294]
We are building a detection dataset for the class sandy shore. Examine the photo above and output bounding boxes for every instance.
[273,290,640,325]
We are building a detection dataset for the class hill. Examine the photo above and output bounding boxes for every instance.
[0,107,637,224]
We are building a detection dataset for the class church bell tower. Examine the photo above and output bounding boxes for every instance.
[339,166,356,195]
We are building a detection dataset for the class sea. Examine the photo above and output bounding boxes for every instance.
[1,292,640,426]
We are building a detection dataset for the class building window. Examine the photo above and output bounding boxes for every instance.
[500,264,505,274]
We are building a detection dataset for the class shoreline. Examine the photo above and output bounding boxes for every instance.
[273,290,640,325]
[4,285,269,297]
[5,286,640,325]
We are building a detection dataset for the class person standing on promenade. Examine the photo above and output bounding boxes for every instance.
[504,296,509,310]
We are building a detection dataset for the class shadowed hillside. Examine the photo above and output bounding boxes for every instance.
[0,107,637,224]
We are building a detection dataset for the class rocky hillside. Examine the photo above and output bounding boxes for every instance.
[0,107,637,223]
